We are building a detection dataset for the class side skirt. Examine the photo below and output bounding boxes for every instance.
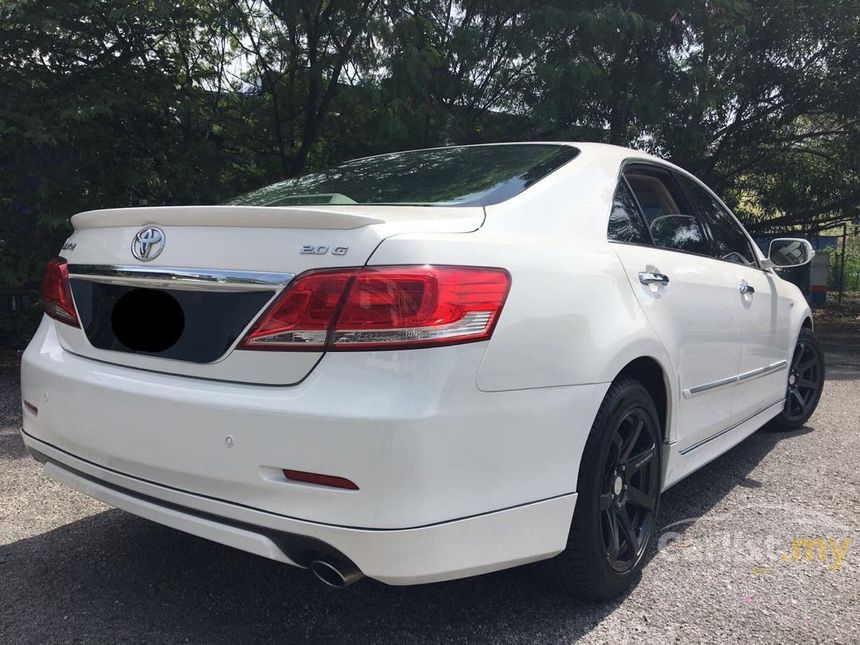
[661,398,784,491]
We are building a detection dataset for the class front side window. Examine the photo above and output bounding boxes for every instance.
[680,177,757,266]
[608,181,650,244]
[228,144,579,208]
[624,171,711,256]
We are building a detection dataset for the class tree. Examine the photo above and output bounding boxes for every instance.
[655,0,860,233]
[0,1,271,279]
[1,0,859,348]
[223,0,385,177]
[376,0,545,145]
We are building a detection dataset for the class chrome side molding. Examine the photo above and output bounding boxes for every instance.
[685,374,737,396]
[683,360,787,398]
[68,264,294,292]
[737,360,788,382]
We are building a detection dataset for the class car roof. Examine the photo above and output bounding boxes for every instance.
[348,141,687,177]
[516,141,688,175]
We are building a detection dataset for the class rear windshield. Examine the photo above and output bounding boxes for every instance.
[228,144,579,207]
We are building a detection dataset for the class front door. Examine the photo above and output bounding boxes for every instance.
[731,267,791,418]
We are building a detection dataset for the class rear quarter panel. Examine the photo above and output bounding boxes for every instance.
[367,147,674,395]
[369,232,671,392]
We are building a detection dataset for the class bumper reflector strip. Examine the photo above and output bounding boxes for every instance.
[283,469,359,490]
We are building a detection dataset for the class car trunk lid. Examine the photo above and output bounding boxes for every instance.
[55,204,484,385]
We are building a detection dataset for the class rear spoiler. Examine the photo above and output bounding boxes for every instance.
[71,206,385,231]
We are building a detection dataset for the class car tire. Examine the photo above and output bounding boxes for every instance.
[543,376,662,600]
[769,327,825,431]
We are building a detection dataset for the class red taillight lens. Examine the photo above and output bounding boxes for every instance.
[332,266,510,349]
[41,257,80,327]
[238,265,510,351]
[238,269,353,350]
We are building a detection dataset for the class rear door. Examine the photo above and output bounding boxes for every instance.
[679,176,791,419]
[610,166,742,449]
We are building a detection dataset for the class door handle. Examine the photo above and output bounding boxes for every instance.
[738,281,755,295]
[639,271,670,286]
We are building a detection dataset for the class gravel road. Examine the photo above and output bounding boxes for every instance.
[1,334,858,644]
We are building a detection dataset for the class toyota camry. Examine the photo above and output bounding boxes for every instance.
[21,142,824,599]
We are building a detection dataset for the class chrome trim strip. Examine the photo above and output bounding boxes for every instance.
[68,264,294,292]
[685,374,737,396]
[683,360,787,398]
[678,398,785,455]
[738,360,787,382]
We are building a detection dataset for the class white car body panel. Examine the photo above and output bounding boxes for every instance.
[731,264,797,420]
[23,318,604,528]
[612,243,743,449]
[20,142,813,585]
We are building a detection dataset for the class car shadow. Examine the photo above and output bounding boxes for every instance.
[638,422,816,572]
[1,507,623,643]
[1,421,817,643]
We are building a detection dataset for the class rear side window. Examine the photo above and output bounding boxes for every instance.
[624,171,711,256]
[608,181,650,244]
[680,177,757,266]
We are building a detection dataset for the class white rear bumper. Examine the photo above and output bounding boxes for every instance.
[23,430,575,585]
[21,317,605,583]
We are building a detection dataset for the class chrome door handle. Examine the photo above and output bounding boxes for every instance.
[639,271,670,286]
[738,281,755,294]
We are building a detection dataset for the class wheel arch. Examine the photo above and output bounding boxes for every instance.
[615,356,672,446]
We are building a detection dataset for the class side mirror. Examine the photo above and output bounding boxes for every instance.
[766,238,815,268]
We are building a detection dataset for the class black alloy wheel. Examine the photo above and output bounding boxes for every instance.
[544,376,662,600]
[600,407,660,573]
[772,327,825,430]
[785,338,823,421]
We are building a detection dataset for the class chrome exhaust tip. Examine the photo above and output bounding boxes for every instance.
[309,558,364,589]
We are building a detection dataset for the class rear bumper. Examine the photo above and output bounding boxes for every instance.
[21,317,605,583]
[22,429,576,585]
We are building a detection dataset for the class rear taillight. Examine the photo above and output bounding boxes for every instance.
[239,265,510,351]
[41,257,80,327]
[237,269,352,350]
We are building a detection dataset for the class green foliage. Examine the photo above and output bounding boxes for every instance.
[829,233,860,292]
[0,0,267,285]
[1,0,859,347]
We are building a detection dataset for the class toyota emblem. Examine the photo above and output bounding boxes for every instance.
[131,227,165,262]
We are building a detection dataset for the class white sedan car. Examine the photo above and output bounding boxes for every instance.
[21,143,824,599]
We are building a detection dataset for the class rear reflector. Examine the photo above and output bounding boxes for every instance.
[283,469,359,490]
[239,265,510,351]
[41,257,80,327]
